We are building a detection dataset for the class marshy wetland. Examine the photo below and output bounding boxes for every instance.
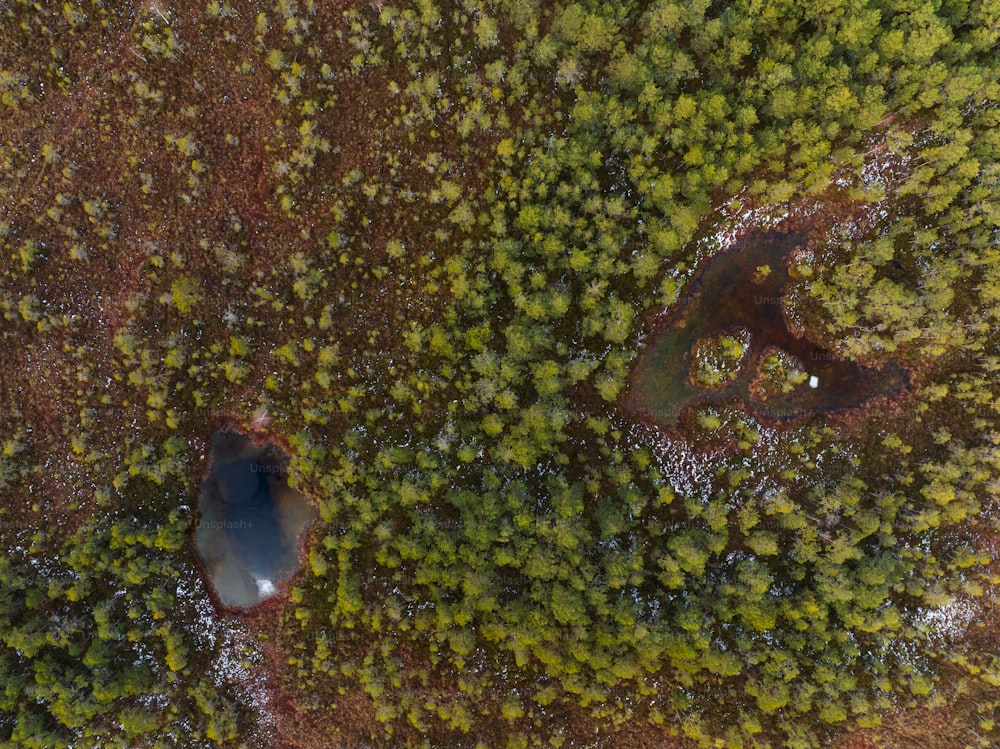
[3,2,999,748]
[627,228,909,427]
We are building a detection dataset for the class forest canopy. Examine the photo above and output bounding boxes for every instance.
[1,0,1000,747]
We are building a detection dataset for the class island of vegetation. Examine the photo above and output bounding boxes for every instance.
[750,348,809,400]
[689,329,751,389]
[1,1,999,749]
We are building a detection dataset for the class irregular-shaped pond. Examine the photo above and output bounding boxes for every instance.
[626,229,907,426]
[196,430,318,608]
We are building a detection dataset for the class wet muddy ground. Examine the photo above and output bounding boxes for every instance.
[626,229,907,427]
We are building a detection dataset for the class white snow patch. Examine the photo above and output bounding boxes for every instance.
[628,421,722,503]
[175,570,275,734]
[919,596,978,641]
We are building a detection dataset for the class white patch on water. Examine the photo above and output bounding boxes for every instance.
[254,578,276,598]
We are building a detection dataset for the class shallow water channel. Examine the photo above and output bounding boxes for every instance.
[196,430,318,608]
[627,229,906,426]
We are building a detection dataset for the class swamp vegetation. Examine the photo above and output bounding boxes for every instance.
[1,1,1000,748]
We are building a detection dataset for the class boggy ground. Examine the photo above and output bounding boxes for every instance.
[625,215,910,430]
[2,3,997,748]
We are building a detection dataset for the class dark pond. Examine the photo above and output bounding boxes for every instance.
[626,229,907,427]
[196,430,318,608]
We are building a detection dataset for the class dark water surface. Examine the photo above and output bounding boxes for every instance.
[196,430,318,608]
[627,229,906,426]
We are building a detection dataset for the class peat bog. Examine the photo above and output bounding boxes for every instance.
[626,227,908,428]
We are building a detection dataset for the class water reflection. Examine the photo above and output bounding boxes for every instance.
[196,430,318,608]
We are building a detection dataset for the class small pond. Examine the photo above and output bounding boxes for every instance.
[626,228,907,426]
[196,430,318,608]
